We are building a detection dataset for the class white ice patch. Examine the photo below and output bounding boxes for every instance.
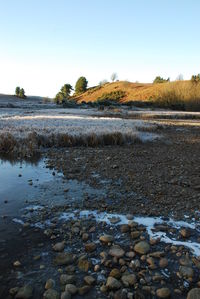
[59,210,200,256]
[13,218,25,225]
[24,205,44,211]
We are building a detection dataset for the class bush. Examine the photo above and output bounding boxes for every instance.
[75,77,88,93]
[191,74,200,83]
[97,90,126,105]
[153,76,170,84]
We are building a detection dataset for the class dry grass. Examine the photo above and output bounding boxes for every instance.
[74,80,200,111]
[0,131,157,157]
[73,81,164,103]
[153,81,200,111]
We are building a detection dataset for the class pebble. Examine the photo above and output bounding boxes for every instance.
[45,279,55,289]
[52,241,65,252]
[134,241,150,255]
[15,285,33,299]
[84,275,96,285]
[43,289,59,299]
[187,288,200,299]
[65,284,77,295]
[109,245,125,258]
[106,277,122,290]
[99,234,114,244]
[54,252,73,266]
[156,287,171,298]
[60,291,71,299]
[121,274,136,287]
[85,242,97,252]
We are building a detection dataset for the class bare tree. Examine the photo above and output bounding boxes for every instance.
[176,74,184,81]
[111,73,118,82]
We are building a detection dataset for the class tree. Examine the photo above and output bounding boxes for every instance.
[191,74,200,83]
[61,84,73,98]
[15,86,20,96]
[54,83,73,104]
[176,74,184,81]
[19,88,25,98]
[111,73,118,82]
[153,76,170,84]
[75,77,88,93]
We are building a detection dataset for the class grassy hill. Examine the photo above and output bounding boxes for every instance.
[73,80,200,111]
[73,81,163,103]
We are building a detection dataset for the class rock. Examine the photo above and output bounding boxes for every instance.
[131,231,140,239]
[65,284,78,295]
[109,217,121,224]
[109,245,125,258]
[82,233,89,241]
[45,279,55,289]
[120,224,129,233]
[54,252,73,266]
[121,274,136,287]
[106,277,122,290]
[13,260,21,267]
[52,241,65,252]
[85,242,96,252]
[60,274,76,285]
[159,258,168,268]
[9,287,19,296]
[100,234,114,244]
[78,285,91,295]
[15,285,33,299]
[134,241,150,255]
[114,289,128,299]
[179,256,192,267]
[43,289,59,299]
[110,268,121,279]
[84,275,95,285]
[126,214,134,220]
[78,259,91,272]
[180,228,191,238]
[179,266,194,278]
[61,291,71,299]
[156,288,171,298]
[187,288,200,299]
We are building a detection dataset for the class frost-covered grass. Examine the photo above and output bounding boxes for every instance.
[0,109,160,155]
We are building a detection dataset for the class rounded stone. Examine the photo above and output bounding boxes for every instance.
[109,245,125,258]
[156,288,171,298]
[187,288,200,299]
[134,241,150,255]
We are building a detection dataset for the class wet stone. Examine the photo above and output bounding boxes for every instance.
[134,241,150,255]
[109,245,125,258]
[54,252,73,266]
[45,279,55,289]
[121,274,136,287]
[100,234,114,244]
[106,277,122,290]
[43,289,60,299]
[65,284,77,295]
[187,288,200,299]
[156,288,171,298]
[15,285,33,299]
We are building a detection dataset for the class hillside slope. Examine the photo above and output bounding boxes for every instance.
[73,81,170,103]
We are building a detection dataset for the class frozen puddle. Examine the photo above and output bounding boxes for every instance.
[60,210,200,256]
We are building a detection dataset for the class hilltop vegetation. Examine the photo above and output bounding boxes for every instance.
[71,79,200,111]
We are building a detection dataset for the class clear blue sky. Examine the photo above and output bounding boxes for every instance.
[0,0,199,97]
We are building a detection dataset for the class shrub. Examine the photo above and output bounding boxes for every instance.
[191,74,200,83]
[153,76,170,84]
[97,90,126,105]
[75,77,88,93]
